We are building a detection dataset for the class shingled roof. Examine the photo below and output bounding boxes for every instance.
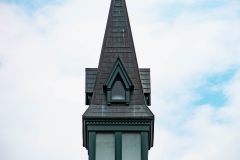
[83,0,154,119]
[85,68,151,97]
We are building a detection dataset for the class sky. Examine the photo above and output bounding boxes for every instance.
[0,0,240,159]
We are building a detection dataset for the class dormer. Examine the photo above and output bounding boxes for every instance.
[104,58,133,105]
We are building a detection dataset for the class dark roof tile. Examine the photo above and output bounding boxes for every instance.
[86,68,151,94]
[83,0,153,118]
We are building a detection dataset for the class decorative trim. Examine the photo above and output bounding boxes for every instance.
[88,125,149,131]
[83,119,154,150]
[86,121,151,126]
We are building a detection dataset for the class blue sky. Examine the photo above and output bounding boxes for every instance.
[1,0,56,9]
[1,0,240,160]
[154,0,229,20]
[194,68,237,107]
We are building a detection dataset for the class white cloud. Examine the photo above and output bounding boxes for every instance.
[127,1,240,159]
[0,0,240,160]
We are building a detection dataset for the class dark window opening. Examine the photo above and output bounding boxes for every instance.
[111,75,125,100]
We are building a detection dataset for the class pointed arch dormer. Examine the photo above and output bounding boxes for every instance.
[104,58,134,105]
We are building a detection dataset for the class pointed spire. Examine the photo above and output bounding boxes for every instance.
[83,0,154,150]
[91,0,146,105]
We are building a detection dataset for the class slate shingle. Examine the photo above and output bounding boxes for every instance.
[83,0,154,118]
[86,68,151,95]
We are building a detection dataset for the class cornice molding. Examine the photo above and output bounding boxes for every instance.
[86,121,151,126]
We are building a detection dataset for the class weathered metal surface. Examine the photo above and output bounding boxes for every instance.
[122,133,141,160]
[96,133,115,160]
[84,105,153,118]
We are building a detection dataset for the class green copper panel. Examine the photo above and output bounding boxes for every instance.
[141,132,148,160]
[89,132,96,160]
[115,132,122,160]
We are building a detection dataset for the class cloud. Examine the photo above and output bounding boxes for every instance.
[127,1,240,159]
[0,0,240,160]
[0,1,91,159]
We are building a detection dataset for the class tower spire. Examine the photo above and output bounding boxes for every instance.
[83,0,154,155]
[92,0,145,105]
